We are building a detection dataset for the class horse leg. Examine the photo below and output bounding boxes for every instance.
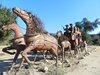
[84,44,88,54]
[2,46,15,55]
[74,39,79,55]
[74,45,77,55]
[8,50,21,74]
[11,50,21,68]
[43,51,47,61]
[33,54,37,62]
[69,45,72,55]
[49,47,58,67]
[62,47,64,62]
[34,50,47,61]
[15,58,25,75]
[62,47,64,67]
[18,58,25,70]
[33,51,37,62]
[22,46,35,64]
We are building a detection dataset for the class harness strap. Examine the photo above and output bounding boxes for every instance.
[28,34,61,48]
[12,36,24,41]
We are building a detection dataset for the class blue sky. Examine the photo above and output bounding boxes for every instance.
[0,0,100,34]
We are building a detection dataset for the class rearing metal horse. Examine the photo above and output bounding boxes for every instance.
[2,23,48,74]
[2,23,26,73]
[12,7,59,68]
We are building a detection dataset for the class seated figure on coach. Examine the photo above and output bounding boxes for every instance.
[68,24,74,37]
[63,24,70,37]
[74,26,82,45]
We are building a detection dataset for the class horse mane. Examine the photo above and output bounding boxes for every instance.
[28,12,45,33]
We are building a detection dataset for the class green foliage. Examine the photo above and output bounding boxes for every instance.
[91,34,100,45]
[75,18,100,45]
[0,5,17,43]
[82,33,93,45]
[0,6,17,26]
[75,18,100,33]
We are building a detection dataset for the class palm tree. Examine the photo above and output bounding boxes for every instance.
[75,18,100,44]
[76,18,100,33]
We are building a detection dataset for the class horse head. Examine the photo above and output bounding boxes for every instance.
[13,7,44,35]
[2,24,13,30]
[12,7,32,24]
[2,23,16,31]
[56,31,62,38]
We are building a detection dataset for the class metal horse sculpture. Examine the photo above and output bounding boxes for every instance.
[64,26,80,54]
[2,23,48,74]
[56,31,71,61]
[12,7,59,68]
[74,27,88,53]
[2,23,26,72]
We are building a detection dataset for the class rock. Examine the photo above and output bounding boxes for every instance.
[44,66,48,72]
[63,59,69,63]
[45,60,49,62]
[75,60,80,65]
[58,62,62,66]
[78,56,84,60]
[38,66,48,72]
[65,63,71,67]
[25,65,29,69]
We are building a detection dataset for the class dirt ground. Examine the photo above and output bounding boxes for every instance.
[0,46,22,73]
[65,46,100,75]
[0,46,100,75]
